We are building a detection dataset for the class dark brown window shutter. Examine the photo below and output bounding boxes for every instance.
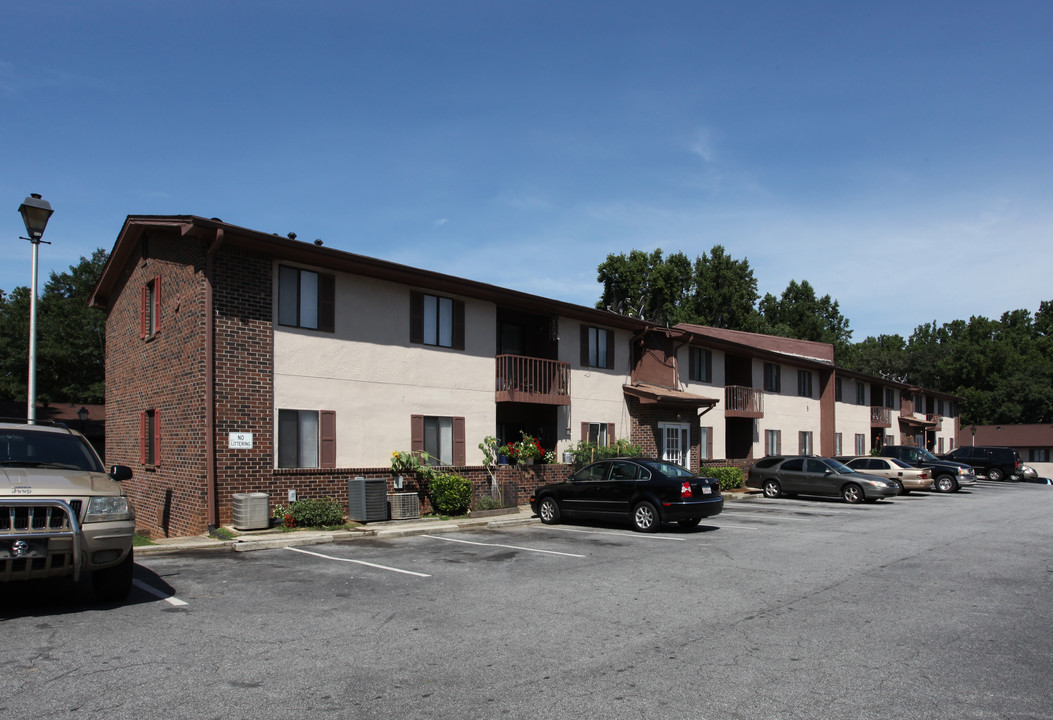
[581,423,588,442]
[320,410,337,468]
[605,330,615,369]
[452,299,465,351]
[705,428,713,459]
[607,423,615,445]
[318,274,335,333]
[580,326,588,366]
[409,292,424,344]
[453,416,466,466]
[410,414,425,453]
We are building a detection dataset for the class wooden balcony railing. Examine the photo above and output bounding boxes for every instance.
[725,385,763,418]
[496,355,571,405]
[871,406,891,427]
[926,413,943,429]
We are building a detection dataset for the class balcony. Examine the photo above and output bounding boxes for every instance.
[871,406,891,427]
[725,385,763,418]
[926,413,943,429]
[496,354,571,406]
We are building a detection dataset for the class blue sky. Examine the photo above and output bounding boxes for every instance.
[3,1,1051,340]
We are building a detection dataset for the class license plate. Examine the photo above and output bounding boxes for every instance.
[0,539,48,559]
[701,486,712,495]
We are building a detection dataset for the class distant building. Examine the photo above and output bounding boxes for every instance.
[965,424,1053,463]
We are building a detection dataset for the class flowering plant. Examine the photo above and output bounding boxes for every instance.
[515,432,543,461]
[391,450,423,474]
[502,442,519,463]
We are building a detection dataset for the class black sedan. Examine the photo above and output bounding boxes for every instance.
[529,458,723,532]
[746,455,899,504]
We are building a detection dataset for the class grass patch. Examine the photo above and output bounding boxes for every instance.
[132,531,157,547]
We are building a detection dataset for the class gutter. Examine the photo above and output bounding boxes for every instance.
[204,228,225,530]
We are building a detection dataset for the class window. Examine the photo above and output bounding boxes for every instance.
[690,348,712,383]
[799,431,813,455]
[885,434,894,447]
[278,266,335,332]
[700,426,713,460]
[410,291,465,349]
[936,398,945,416]
[835,432,843,456]
[884,388,897,409]
[278,409,336,468]
[581,326,614,369]
[856,382,866,405]
[411,415,466,466]
[582,422,613,447]
[854,433,866,455]
[140,409,161,465]
[659,422,691,467]
[765,429,781,455]
[797,370,813,398]
[140,276,161,338]
[764,363,781,392]
[938,437,944,453]
[835,378,843,402]
[1031,449,1050,462]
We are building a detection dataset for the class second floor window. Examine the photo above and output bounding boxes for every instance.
[278,266,335,332]
[690,348,712,383]
[764,363,781,392]
[410,291,465,350]
[856,382,866,405]
[797,370,813,398]
[581,326,614,369]
[140,276,161,338]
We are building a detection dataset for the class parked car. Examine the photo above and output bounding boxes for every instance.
[1017,465,1052,485]
[939,445,1021,482]
[840,456,933,494]
[878,445,978,493]
[746,456,899,504]
[0,419,136,601]
[529,458,723,532]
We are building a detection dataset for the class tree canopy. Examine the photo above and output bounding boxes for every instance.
[0,249,108,404]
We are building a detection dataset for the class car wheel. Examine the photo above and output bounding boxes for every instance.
[935,475,958,493]
[988,467,1004,482]
[538,496,560,525]
[677,517,702,529]
[632,501,660,533]
[842,483,865,504]
[763,479,782,498]
[889,480,904,495]
[92,549,134,602]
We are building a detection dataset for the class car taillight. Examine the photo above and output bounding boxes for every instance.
[919,471,928,479]
[681,482,693,498]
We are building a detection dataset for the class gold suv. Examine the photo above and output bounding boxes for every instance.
[1,420,135,601]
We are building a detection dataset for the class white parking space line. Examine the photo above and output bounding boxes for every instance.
[539,526,687,541]
[284,546,431,577]
[423,534,587,557]
[133,578,188,606]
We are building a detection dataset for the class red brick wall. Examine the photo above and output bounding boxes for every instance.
[625,396,701,471]
[104,227,209,538]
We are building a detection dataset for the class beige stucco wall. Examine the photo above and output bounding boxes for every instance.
[272,268,497,468]
[834,398,872,456]
[678,346,727,459]
[556,318,631,453]
[754,359,822,456]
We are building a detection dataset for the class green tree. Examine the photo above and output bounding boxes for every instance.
[758,279,853,355]
[689,245,762,330]
[0,250,108,404]
[596,248,693,325]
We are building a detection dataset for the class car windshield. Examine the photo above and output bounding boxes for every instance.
[637,460,694,478]
[0,430,104,473]
[822,458,854,473]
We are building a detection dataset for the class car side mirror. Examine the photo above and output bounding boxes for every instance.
[110,465,133,481]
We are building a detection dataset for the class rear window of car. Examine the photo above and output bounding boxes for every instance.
[753,457,783,469]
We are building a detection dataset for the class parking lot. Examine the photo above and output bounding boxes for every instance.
[3,479,1052,720]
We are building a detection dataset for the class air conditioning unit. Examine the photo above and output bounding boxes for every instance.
[348,478,388,522]
[388,493,420,520]
[232,492,270,530]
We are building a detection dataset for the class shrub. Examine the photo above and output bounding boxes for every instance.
[429,473,473,515]
[275,497,346,528]
[705,466,744,491]
[474,495,503,511]
[570,438,642,469]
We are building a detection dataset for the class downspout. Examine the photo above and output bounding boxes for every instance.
[204,228,225,531]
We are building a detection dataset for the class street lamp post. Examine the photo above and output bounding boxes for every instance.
[18,193,54,424]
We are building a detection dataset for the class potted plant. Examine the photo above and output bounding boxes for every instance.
[515,432,543,466]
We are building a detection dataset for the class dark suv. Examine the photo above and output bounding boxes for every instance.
[879,445,978,493]
[940,446,1021,482]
